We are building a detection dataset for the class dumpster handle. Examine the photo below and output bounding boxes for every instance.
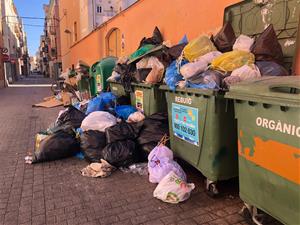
[269,85,299,94]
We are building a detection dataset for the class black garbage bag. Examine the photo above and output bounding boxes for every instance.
[211,22,236,52]
[167,43,187,60]
[80,130,106,162]
[256,61,289,76]
[134,68,152,82]
[188,70,224,86]
[251,24,284,65]
[105,121,143,144]
[56,106,86,129]
[102,140,137,167]
[138,27,163,48]
[32,127,80,163]
[137,112,169,155]
[116,95,131,106]
[114,63,136,93]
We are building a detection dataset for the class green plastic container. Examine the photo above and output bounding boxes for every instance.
[90,57,117,96]
[226,76,300,225]
[160,86,237,190]
[131,83,167,116]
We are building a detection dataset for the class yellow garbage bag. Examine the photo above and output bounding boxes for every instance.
[210,50,255,73]
[183,36,217,62]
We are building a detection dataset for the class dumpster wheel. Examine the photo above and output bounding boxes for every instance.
[206,179,219,197]
[240,203,264,225]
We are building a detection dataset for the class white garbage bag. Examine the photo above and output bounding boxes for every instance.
[153,171,195,204]
[180,59,208,79]
[126,111,145,123]
[223,64,261,87]
[233,34,254,52]
[81,111,117,132]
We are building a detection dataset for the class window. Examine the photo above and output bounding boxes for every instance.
[73,22,78,42]
[96,5,102,13]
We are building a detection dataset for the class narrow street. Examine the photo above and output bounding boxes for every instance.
[0,76,251,225]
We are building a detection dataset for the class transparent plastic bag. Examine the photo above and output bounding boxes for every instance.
[211,50,255,73]
[153,171,195,204]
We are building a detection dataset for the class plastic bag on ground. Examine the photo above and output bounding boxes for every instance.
[183,36,217,62]
[115,105,137,120]
[153,171,195,204]
[211,22,236,52]
[251,24,284,64]
[211,50,255,73]
[81,159,115,178]
[127,111,145,123]
[56,106,86,129]
[120,163,148,176]
[102,140,137,167]
[32,127,80,163]
[148,145,186,183]
[223,64,261,87]
[256,61,289,76]
[81,111,117,132]
[105,121,143,144]
[233,35,254,52]
[165,60,188,91]
[80,130,106,162]
[85,92,116,115]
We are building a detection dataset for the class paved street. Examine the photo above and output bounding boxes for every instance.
[0,76,280,225]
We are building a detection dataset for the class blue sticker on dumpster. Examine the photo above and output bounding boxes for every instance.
[172,103,199,146]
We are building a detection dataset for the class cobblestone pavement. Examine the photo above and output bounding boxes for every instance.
[0,77,281,225]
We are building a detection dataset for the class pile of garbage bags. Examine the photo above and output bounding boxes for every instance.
[107,24,290,93]
[26,91,195,203]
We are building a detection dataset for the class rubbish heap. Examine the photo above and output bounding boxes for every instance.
[28,22,290,204]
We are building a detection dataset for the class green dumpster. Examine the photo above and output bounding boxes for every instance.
[131,83,167,116]
[90,57,117,96]
[226,76,300,225]
[160,86,237,194]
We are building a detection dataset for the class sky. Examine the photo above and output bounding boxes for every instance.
[14,0,49,57]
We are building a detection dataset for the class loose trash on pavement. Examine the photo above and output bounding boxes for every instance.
[81,159,115,178]
[153,171,195,204]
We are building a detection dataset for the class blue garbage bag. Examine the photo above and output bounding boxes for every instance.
[179,35,188,44]
[115,105,137,120]
[165,60,188,91]
[86,92,116,115]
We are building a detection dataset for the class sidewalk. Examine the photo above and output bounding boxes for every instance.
[0,77,280,225]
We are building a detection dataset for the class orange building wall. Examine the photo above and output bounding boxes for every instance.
[60,0,241,70]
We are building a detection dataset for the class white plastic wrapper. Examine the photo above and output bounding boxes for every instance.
[153,171,195,204]
[233,34,254,52]
[81,111,117,132]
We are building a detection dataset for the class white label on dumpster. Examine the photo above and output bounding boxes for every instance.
[256,117,300,137]
[175,96,192,105]
[172,103,199,146]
